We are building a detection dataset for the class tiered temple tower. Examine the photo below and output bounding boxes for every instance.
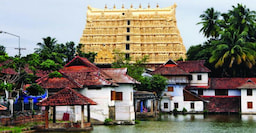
[79,4,186,67]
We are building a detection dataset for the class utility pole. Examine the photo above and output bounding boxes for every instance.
[0,30,26,57]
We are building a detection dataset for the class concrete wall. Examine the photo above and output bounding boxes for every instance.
[241,89,256,114]
[190,73,208,86]
[202,90,215,96]
[228,90,241,96]
[114,84,135,121]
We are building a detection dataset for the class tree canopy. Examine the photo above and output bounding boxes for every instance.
[188,4,256,77]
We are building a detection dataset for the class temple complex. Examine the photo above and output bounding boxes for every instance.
[79,4,186,67]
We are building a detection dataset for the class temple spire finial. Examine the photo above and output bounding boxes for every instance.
[139,3,142,8]
[105,4,107,9]
[113,4,116,9]
[156,3,159,8]
[130,4,133,8]
[122,4,124,9]
[148,3,150,8]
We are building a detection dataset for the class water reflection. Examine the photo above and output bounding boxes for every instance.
[89,114,256,133]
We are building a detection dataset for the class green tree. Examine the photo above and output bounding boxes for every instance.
[26,83,44,96]
[76,44,97,63]
[191,4,256,77]
[197,7,221,38]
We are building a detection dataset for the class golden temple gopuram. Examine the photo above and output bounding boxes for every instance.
[79,4,186,66]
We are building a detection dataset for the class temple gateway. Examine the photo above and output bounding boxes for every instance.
[79,4,186,68]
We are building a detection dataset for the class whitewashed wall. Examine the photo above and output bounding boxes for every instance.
[79,87,113,121]
[241,89,256,114]
[114,84,135,121]
[202,90,215,96]
[228,90,241,96]
[190,73,208,86]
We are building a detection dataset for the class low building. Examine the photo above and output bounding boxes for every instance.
[152,60,209,113]
[37,56,138,122]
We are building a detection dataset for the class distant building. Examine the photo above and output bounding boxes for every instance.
[79,4,186,68]
[152,60,209,112]
[37,56,139,121]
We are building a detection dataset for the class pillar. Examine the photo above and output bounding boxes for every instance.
[87,104,90,122]
[29,98,33,111]
[81,105,84,128]
[151,100,154,113]
[53,106,56,123]
[45,106,49,129]
[8,98,13,116]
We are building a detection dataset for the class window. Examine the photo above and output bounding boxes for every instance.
[111,91,123,101]
[164,103,168,109]
[125,53,130,59]
[215,89,228,96]
[198,90,203,95]
[126,44,130,50]
[127,20,130,25]
[247,89,253,96]
[188,75,192,80]
[248,102,253,109]
[127,28,130,32]
[168,86,174,92]
[122,13,125,15]
[126,35,130,41]
[174,103,178,109]
[197,75,202,80]
[190,103,195,109]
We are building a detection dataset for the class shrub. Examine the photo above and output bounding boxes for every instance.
[182,107,187,115]
[104,118,113,125]
[48,71,62,78]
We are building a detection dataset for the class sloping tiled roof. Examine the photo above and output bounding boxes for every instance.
[37,76,83,89]
[101,68,140,84]
[37,56,139,89]
[237,79,256,89]
[176,60,211,73]
[37,87,97,106]
[210,78,256,89]
[183,89,206,101]
[152,64,190,75]
[0,104,7,110]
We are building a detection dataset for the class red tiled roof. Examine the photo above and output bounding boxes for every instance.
[0,104,7,110]
[183,89,206,101]
[210,78,256,89]
[152,65,190,75]
[37,76,83,89]
[37,56,139,89]
[176,60,211,73]
[37,87,97,106]
[101,68,140,84]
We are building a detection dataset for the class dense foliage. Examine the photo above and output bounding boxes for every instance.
[112,53,167,97]
[188,4,256,77]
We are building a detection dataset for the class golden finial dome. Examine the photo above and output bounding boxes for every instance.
[156,3,159,8]
[113,4,116,9]
[130,4,133,8]
[122,4,124,9]
[105,4,107,9]
[139,4,142,8]
[148,3,150,8]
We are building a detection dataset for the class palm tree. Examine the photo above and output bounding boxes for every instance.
[227,4,256,34]
[197,7,221,38]
[209,29,256,76]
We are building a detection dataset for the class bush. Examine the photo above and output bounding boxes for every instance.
[182,107,187,115]
[48,71,62,78]
[173,108,178,115]
[104,118,113,125]
[26,83,44,96]
[135,120,140,124]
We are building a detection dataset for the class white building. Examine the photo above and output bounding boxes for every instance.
[37,56,138,122]
[153,60,210,113]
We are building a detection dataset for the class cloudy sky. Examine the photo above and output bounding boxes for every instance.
[0,0,255,56]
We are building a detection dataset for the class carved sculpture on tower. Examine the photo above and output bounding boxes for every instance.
[79,3,186,66]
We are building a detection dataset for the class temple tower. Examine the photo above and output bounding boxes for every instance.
[79,4,186,66]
